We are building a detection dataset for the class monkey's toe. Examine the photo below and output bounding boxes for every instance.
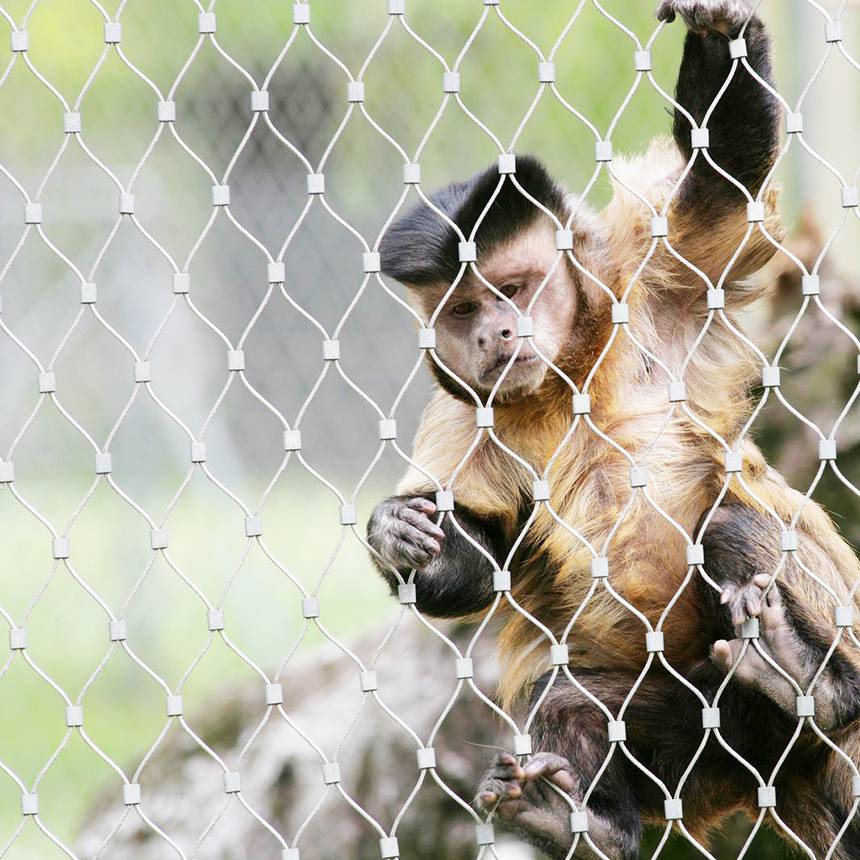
[474,753,526,811]
[521,752,577,792]
[473,751,577,816]
[475,750,581,848]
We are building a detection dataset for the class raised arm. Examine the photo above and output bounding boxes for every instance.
[664,0,780,211]
[657,0,782,286]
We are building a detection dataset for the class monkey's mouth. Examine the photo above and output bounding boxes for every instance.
[481,352,540,382]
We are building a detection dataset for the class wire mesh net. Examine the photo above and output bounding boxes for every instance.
[0,1,859,858]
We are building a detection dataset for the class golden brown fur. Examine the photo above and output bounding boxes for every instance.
[397,138,860,710]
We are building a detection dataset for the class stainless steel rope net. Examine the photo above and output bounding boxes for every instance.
[0,0,859,858]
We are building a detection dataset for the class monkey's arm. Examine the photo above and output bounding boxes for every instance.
[367,494,507,617]
[662,1,781,285]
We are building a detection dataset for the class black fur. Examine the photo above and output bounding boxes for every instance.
[526,659,859,859]
[696,503,779,636]
[426,354,478,404]
[673,19,780,211]
[379,155,566,286]
[529,672,643,860]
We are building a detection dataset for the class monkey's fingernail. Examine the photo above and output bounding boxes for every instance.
[505,785,522,798]
[479,792,497,805]
[720,590,731,605]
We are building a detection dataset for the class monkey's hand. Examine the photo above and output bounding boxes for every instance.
[367,497,445,571]
[656,0,754,37]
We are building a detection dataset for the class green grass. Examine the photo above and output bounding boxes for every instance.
[0,480,392,856]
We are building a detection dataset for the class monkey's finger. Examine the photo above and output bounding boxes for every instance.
[656,1,677,23]
[391,523,441,556]
[397,507,446,540]
[691,9,717,31]
[495,780,523,799]
[715,638,765,688]
[730,600,747,627]
[386,535,433,568]
[543,769,576,793]
[475,791,499,809]
[695,1,752,35]
[752,573,771,589]
[406,497,437,516]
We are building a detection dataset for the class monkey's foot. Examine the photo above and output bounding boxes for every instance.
[720,572,771,627]
[474,752,623,858]
[711,580,812,716]
[475,752,640,859]
[657,0,754,37]
[474,752,577,850]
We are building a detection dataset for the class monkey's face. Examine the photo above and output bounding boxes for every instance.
[412,223,576,403]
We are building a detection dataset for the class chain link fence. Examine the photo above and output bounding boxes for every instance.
[0,1,859,858]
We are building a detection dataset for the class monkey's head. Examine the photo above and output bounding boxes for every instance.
[380,156,600,404]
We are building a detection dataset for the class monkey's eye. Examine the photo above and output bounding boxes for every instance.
[497,283,521,301]
[451,302,478,318]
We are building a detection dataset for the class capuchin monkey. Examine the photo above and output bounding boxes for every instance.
[367,1,860,857]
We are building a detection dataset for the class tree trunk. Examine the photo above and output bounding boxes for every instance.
[76,621,529,859]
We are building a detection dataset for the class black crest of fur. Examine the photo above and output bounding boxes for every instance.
[379,155,565,287]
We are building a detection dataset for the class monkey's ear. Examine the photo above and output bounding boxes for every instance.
[379,155,565,287]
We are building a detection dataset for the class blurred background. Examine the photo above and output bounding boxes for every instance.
[0,0,858,857]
